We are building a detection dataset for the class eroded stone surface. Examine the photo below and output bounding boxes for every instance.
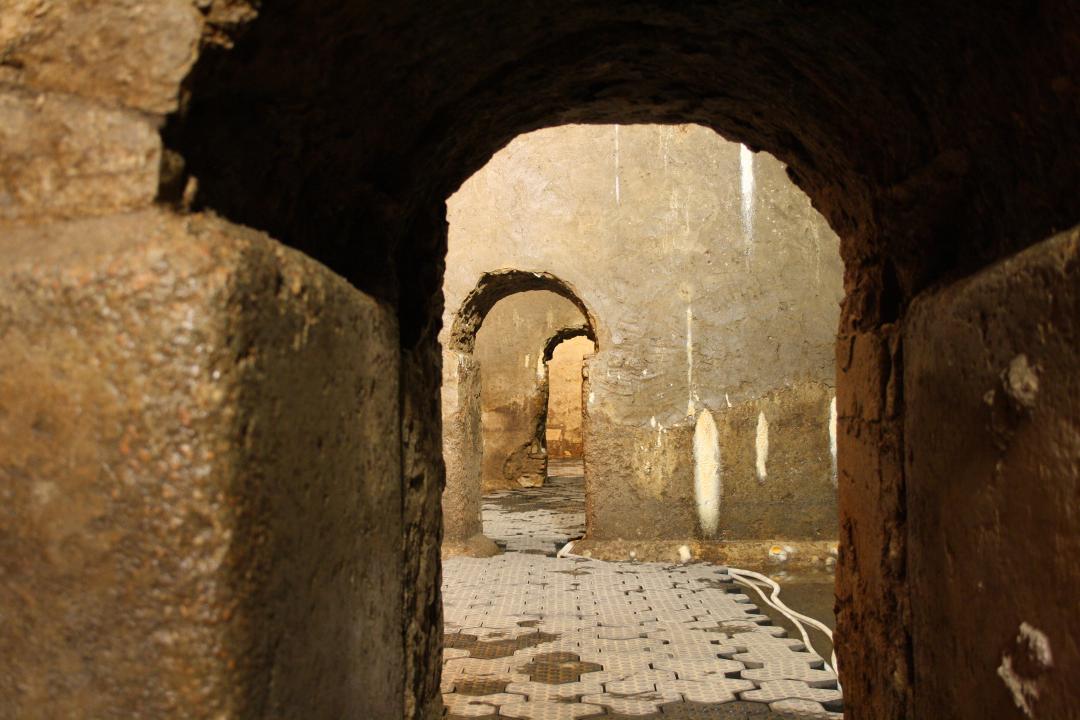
[0,86,160,220]
[6,3,1080,717]
[0,0,202,113]
[476,291,588,491]
[0,209,403,717]
[442,125,842,548]
[905,226,1080,720]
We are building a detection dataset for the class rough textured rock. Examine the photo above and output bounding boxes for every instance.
[0,86,161,220]
[165,5,1080,714]
[401,341,446,720]
[443,125,842,547]
[0,209,403,717]
[3,2,1079,718]
[0,0,202,114]
[833,324,909,717]
[905,225,1080,720]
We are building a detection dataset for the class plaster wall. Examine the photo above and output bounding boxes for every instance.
[546,336,595,458]
[443,124,843,548]
[475,291,586,489]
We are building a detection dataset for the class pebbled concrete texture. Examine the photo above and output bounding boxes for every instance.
[904,225,1080,720]
[0,209,403,717]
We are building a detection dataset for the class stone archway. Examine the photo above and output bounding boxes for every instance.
[542,325,594,364]
[3,4,1079,719]
[442,272,597,554]
[539,325,595,462]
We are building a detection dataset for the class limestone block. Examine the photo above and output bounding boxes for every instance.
[0,86,161,220]
[0,209,403,717]
[905,225,1080,720]
[0,0,202,114]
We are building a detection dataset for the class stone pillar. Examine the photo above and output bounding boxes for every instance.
[440,351,496,555]
[833,324,908,718]
[0,210,404,717]
[905,225,1080,719]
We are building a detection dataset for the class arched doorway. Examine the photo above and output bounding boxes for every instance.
[442,272,598,555]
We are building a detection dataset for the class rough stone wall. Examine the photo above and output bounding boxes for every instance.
[475,291,586,490]
[0,211,403,717]
[904,226,1080,720]
[6,3,1080,718]
[444,124,843,546]
[546,336,595,458]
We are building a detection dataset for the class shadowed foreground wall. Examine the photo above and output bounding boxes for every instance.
[443,125,843,554]
[0,210,403,717]
[904,226,1080,720]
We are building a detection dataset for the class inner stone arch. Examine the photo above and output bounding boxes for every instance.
[441,273,597,555]
[542,324,595,363]
[446,269,598,354]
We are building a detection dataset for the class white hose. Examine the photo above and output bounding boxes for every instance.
[554,546,839,685]
[727,566,839,683]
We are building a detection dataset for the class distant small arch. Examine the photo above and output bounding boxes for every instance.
[448,269,597,354]
[542,325,596,363]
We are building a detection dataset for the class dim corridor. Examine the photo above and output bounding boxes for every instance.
[441,461,842,719]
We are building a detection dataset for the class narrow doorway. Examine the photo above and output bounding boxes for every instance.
[483,333,595,556]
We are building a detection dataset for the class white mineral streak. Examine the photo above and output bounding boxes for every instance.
[829,396,838,487]
[755,411,769,481]
[694,409,721,536]
[740,144,755,267]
